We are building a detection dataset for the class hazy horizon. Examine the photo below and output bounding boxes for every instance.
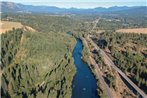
[1,0,147,9]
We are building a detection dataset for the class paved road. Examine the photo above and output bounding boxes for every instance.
[90,18,100,34]
[82,37,113,98]
[88,36,147,98]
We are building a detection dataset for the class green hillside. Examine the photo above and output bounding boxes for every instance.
[1,28,76,98]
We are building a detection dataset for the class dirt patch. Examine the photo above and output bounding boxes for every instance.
[116,28,147,34]
[24,26,36,32]
[96,30,105,34]
[0,21,36,34]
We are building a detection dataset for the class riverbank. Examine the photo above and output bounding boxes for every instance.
[70,31,109,97]
[71,38,99,98]
[80,36,108,97]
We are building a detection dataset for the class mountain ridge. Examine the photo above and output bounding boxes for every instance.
[1,1,147,14]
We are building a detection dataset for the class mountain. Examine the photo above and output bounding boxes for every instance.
[1,1,63,13]
[1,1,147,14]
[114,6,147,15]
[1,2,23,12]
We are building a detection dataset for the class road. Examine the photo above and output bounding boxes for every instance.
[90,18,100,34]
[84,18,113,98]
[83,37,113,98]
[88,35,147,98]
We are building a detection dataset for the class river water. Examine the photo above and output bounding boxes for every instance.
[72,39,99,98]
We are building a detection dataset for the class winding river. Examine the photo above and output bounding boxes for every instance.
[72,39,99,98]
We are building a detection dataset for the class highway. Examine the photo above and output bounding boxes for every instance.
[87,35,147,98]
[83,37,113,98]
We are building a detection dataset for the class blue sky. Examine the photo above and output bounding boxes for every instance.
[1,0,147,8]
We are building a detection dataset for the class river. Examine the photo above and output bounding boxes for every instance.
[72,39,99,98]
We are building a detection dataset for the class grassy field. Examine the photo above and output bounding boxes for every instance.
[0,21,23,33]
[116,28,147,34]
[0,21,36,34]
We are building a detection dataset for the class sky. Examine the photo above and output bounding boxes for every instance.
[1,0,147,8]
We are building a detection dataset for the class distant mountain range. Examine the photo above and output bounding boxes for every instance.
[1,1,147,14]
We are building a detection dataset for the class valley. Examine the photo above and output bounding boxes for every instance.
[1,1,147,98]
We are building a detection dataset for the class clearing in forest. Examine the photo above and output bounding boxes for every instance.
[116,28,147,34]
[0,21,36,34]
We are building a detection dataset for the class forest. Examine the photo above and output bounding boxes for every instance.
[1,11,147,98]
[1,13,92,34]
[1,28,76,98]
[92,32,147,93]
